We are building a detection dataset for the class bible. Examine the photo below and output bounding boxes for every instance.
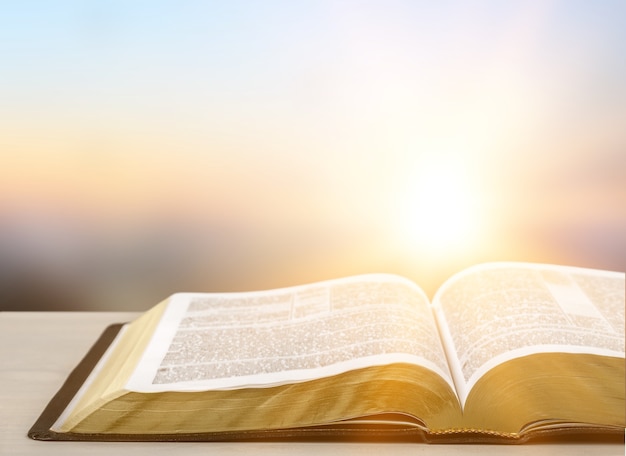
[29,262,625,443]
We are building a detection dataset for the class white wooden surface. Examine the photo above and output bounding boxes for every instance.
[1,311,623,456]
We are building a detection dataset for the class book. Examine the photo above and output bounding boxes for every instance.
[29,262,625,443]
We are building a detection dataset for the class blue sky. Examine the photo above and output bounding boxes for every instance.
[1,0,625,309]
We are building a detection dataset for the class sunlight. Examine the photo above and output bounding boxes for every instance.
[391,155,486,260]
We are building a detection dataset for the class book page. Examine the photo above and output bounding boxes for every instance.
[126,274,453,393]
[432,262,625,406]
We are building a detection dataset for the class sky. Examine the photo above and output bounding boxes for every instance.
[1,0,625,310]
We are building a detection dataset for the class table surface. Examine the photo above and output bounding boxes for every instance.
[1,311,624,456]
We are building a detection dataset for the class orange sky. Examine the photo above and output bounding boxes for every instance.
[1,1,625,310]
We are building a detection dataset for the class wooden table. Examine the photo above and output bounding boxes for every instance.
[1,311,624,455]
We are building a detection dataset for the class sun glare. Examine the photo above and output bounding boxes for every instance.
[392,156,485,260]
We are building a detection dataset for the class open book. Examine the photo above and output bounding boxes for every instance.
[30,262,625,443]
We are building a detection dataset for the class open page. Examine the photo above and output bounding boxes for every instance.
[432,262,625,407]
[126,274,454,393]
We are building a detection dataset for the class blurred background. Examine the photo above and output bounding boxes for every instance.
[1,0,625,311]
